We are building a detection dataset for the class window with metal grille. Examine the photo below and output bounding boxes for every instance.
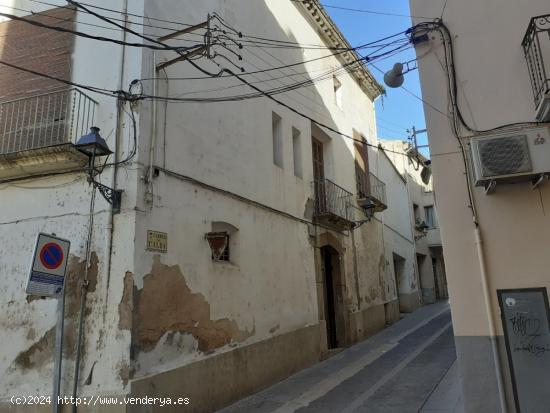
[212,240,230,262]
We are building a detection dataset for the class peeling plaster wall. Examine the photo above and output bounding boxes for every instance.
[130,179,317,378]
[128,0,382,381]
[350,220,387,309]
[0,0,144,401]
[0,185,122,398]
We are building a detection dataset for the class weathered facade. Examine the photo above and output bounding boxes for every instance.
[381,140,447,308]
[0,1,419,412]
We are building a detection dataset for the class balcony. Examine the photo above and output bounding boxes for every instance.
[523,14,550,121]
[356,172,387,212]
[0,89,98,180]
[313,178,354,228]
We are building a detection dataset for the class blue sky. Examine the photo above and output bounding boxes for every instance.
[325,1,429,151]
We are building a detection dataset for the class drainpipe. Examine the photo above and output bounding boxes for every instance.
[71,0,129,410]
[350,228,361,311]
[455,125,508,412]
[104,0,129,307]
[474,225,508,413]
[146,52,158,204]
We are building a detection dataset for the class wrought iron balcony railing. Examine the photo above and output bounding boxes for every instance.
[0,89,98,155]
[313,178,354,225]
[523,14,550,119]
[357,171,387,212]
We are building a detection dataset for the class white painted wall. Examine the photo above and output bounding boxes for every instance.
[410,0,550,335]
[0,0,387,400]
[130,0,384,377]
[410,1,550,409]
[0,0,144,400]
[378,150,417,298]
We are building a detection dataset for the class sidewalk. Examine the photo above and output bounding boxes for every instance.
[420,361,464,413]
[219,301,462,413]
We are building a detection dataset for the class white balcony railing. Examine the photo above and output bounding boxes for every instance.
[0,89,98,155]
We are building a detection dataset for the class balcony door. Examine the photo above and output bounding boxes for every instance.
[312,137,325,212]
[354,130,369,197]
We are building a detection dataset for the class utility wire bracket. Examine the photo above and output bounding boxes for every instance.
[156,16,212,72]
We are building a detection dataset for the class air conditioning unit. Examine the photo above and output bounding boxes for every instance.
[470,127,550,188]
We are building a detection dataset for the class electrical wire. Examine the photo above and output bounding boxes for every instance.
[0,3,416,160]
[370,62,450,119]
[290,0,435,20]
[215,66,410,156]
[142,41,411,102]
[0,59,117,97]
[138,43,411,103]
[96,3,414,157]
[428,21,544,133]
[26,0,401,52]
[0,10,198,51]
[139,31,410,81]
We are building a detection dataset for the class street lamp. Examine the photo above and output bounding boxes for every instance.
[76,127,122,213]
[75,126,112,157]
[383,60,421,89]
[384,63,405,88]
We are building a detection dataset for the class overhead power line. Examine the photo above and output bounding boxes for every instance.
[0,54,412,158]
[140,33,409,82]
[28,0,393,51]
[0,1,418,160]
[0,59,117,97]
[370,63,450,119]
[0,10,194,51]
[289,0,434,19]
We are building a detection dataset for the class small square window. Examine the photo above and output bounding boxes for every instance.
[272,112,283,168]
[206,232,230,262]
[213,242,230,262]
[292,127,302,178]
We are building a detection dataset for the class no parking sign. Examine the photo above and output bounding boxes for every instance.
[26,233,70,298]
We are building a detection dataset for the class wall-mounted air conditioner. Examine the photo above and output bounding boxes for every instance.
[470,127,550,188]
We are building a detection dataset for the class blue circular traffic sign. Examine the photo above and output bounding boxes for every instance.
[40,243,64,270]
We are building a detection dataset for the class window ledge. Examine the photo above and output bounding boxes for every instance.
[211,261,240,271]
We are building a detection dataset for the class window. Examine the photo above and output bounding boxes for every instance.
[215,239,230,262]
[208,222,239,264]
[425,206,436,228]
[353,130,369,197]
[333,76,343,109]
[272,112,283,168]
[292,127,302,178]
[207,232,230,262]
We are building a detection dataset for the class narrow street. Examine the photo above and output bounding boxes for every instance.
[220,302,463,413]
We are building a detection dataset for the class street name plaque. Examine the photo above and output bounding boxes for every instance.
[498,288,550,413]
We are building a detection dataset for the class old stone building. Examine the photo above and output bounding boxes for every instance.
[0,1,433,411]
